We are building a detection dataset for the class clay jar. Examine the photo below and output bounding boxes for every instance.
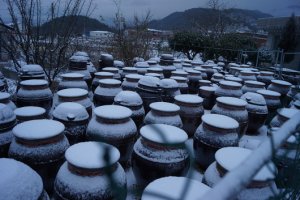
[257,71,274,86]
[241,92,268,135]
[99,53,114,70]
[224,76,243,84]
[17,79,53,113]
[0,92,16,110]
[170,76,189,94]
[193,114,239,169]
[102,67,121,80]
[256,89,281,123]
[53,102,89,145]
[19,64,46,81]
[199,86,216,110]
[86,105,137,167]
[56,88,93,117]
[68,55,92,87]
[135,62,150,75]
[144,102,183,128]
[54,142,127,200]
[58,73,88,91]
[0,104,16,157]
[238,70,257,82]
[159,78,181,103]
[136,76,162,113]
[92,72,114,92]
[211,73,224,84]
[132,124,189,187]
[121,67,138,80]
[114,91,145,129]
[203,147,278,200]
[270,108,299,128]
[8,119,69,193]
[215,80,243,98]
[242,81,266,94]
[142,176,211,200]
[174,94,204,137]
[201,64,215,80]
[147,67,164,78]
[14,106,46,123]
[187,69,202,94]
[94,79,122,107]
[0,158,49,200]
[211,97,248,138]
[171,70,188,78]
[268,80,292,106]
[199,80,212,88]
[122,74,143,91]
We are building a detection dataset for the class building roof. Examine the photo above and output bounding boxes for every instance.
[257,16,300,34]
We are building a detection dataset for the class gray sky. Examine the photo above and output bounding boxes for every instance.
[1,0,300,24]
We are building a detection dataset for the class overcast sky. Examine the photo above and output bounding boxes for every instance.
[1,0,300,24]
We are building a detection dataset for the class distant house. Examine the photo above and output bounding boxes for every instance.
[257,16,300,69]
[89,31,114,39]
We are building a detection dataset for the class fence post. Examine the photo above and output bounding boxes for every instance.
[256,50,259,68]
[279,49,284,80]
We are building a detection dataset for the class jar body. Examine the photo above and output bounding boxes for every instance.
[0,129,14,157]
[257,75,273,86]
[94,86,122,107]
[58,79,88,91]
[121,80,138,91]
[54,162,127,200]
[131,138,190,186]
[0,99,16,110]
[188,76,202,94]
[246,104,268,135]
[177,82,189,94]
[86,118,137,167]
[17,86,53,113]
[215,86,243,98]
[8,135,70,193]
[137,86,162,113]
[161,88,181,103]
[161,66,176,78]
[56,97,93,117]
[144,110,183,128]
[199,89,216,110]
[242,85,265,93]
[238,74,257,82]
[68,69,92,87]
[268,83,290,96]
[193,124,239,169]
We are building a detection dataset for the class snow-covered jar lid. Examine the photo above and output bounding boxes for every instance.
[147,67,163,73]
[98,79,121,88]
[147,60,158,65]
[140,124,188,145]
[159,79,179,89]
[94,105,132,120]
[142,176,211,200]
[170,76,187,83]
[20,79,48,87]
[53,102,89,122]
[171,70,188,77]
[259,71,274,76]
[13,119,65,141]
[174,94,203,106]
[182,63,192,68]
[57,88,88,98]
[200,86,217,92]
[0,92,10,101]
[135,61,150,68]
[202,114,239,130]
[216,97,247,108]
[244,80,265,88]
[0,103,16,127]
[114,91,143,106]
[186,69,201,76]
[138,76,160,88]
[125,74,144,82]
[241,92,267,107]
[61,73,84,80]
[160,54,174,60]
[0,158,44,200]
[145,73,161,78]
[20,64,44,76]
[14,106,46,121]
[271,79,292,87]
[102,67,119,74]
[149,102,180,113]
[240,70,256,76]
[65,141,120,169]
[94,71,114,79]
[212,73,224,79]
[277,108,299,120]
[114,60,124,68]
[219,80,242,89]
[215,147,276,182]
[256,89,281,99]
[69,55,88,63]
[123,67,138,73]
[74,51,89,58]
[192,60,204,66]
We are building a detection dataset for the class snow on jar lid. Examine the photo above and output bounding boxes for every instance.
[0,92,10,100]
[102,67,119,73]
[53,102,89,121]
[142,176,210,200]
[182,63,192,67]
[215,147,276,181]
[145,73,161,78]
[212,73,224,78]
[101,53,113,59]
[150,102,180,113]
[161,54,174,60]
[278,108,299,119]
[175,94,203,104]
[224,76,243,82]
[192,60,204,65]
[0,158,43,200]
[69,55,88,62]
[138,76,160,88]
[13,119,65,140]
[98,78,121,86]
[147,67,163,72]
[147,60,157,65]
[200,86,216,92]
[94,105,132,120]
[244,80,265,87]
[57,88,88,98]
[0,103,15,124]
[186,69,201,75]
[114,91,143,106]
[172,70,188,75]
[123,67,138,72]
[21,64,43,72]
[94,71,114,77]
[125,74,144,81]
[140,124,188,145]
[20,79,48,86]
[202,114,239,130]
[240,70,256,75]
[65,141,120,169]
[170,76,187,82]
[61,72,84,79]
[219,80,242,88]
[271,79,292,86]
[257,89,281,97]
[135,61,150,68]
[74,51,89,57]
[159,79,179,88]
[216,97,247,107]
[241,92,266,106]
[260,71,274,75]
[14,106,46,118]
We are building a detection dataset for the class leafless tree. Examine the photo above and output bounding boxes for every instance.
[0,0,94,85]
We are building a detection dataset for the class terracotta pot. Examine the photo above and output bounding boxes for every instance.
[121,67,138,80]
[102,67,121,80]
[19,64,46,81]
[199,86,216,110]
[14,106,46,123]
[187,70,202,94]
[0,92,16,110]
[242,81,265,93]
[58,73,88,91]
[257,71,274,86]
[270,108,299,128]
[170,76,189,94]
[92,71,114,92]
[215,80,243,98]
[93,79,122,107]
[98,53,114,71]
[122,74,143,92]
[68,55,92,86]
[238,70,257,82]
[160,79,181,103]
